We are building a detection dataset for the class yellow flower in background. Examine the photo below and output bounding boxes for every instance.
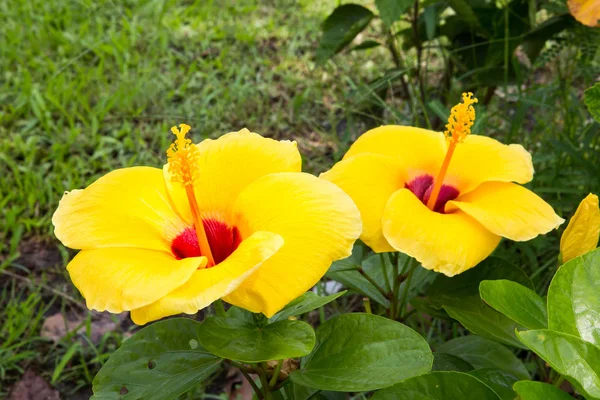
[322,93,563,276]
[568,0,600,27]
[53,125,361,324]
[560,193,600,263]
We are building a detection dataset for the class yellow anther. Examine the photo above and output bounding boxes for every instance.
[426,93,478,211]
[167,124,199,186]
[166,124,215,266]
[444,92,478,144]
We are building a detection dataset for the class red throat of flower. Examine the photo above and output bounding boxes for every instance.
[406,174,459,213]
[171,220,242,265]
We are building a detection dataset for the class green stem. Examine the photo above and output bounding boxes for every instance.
[269,360,283,388]
[259,362,273,400]
[358,267,388,299]
[363,297,372,314]
[214,299,226,317]
[398,259,418,318]
[237,366,262,399]
[553,374,565,388]
[380,253,392,293]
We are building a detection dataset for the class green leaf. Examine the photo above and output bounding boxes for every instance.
[521,14,574,63]
[428,258,531,348]
[350,40,381,51]
[548,248,600,346]
[436,335,529,380]
[198,315,315,363]
[375,0,413,28]
[316,4,374,65]
[371,371,501,399]
[328,243,363,273]
[585,82,600,123]
[517,329,600,399]
[92,318,221,400]
[513,381,574,400]
[327,255,390,307]
[270,291,347,322]
[479,280,548,330]
[290,313,433,391]
[428,257,533,308]
[432,353,473,372]
[447,0,482,31]
[468,368,519,400]
[444,299,527,349]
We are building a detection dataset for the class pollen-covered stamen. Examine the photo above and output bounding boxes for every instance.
[426,93,478,211]
[167,124,215,267]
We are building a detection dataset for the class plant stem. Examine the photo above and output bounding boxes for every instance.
[358,267,388,299]
[380,253,392,293]
[398,259,418,318]
[363,297,372,314]
[269,359,283,388]
[235,365,262,399]
[259,362,273,399]
[553,374,565,388]
[213,299,226,317]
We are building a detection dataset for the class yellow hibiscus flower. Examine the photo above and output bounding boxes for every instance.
[322,93,563,276]
[53,125,361,324]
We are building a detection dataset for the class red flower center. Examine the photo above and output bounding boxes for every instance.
[405,174,459,213]
[171,219,242,266]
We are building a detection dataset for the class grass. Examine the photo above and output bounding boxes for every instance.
[1,0,599,398]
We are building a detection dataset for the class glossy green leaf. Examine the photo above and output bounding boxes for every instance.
[436,335,529,380]
[316,4,374,65]
[290,313,433,391]
[585,82,600,123]
[513,381,574,400]
[468,368,519,400]
[444,298,527,349]
[548,248,600,345]
[371,371,501,399]
[480,280,547,329]
[429,257,533,308]
[375,0,413,28]
[517,329,600,399]
[270,291,346,322]
[198,315,315,363]
[92,318,221,400]
[429,258,530,348]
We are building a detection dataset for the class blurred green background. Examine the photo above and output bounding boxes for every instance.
[0,0,598,398]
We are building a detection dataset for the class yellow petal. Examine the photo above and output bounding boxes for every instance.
[446,135,534,193]
[382,189,501,276]
[52,167,185,252]
[568,0,600,27]
[224,173,362,316]
[447,182,564,241]
[321,153,406,252]
[560,193,600,263]
[165,129,301,225]
[131,231,284,325]
[67,248,206,313]
[343,125,446,177]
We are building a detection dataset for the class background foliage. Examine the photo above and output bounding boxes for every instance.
[0,0,598,398]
